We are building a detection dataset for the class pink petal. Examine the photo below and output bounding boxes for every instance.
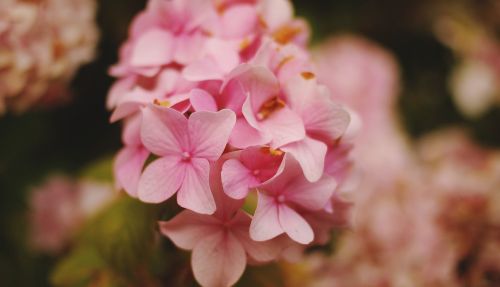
[210,154,247,218]
[285,77,350,141]
[239,146,283,182]
[140,106,188,156]
[231,210,282,262]
[258,154,303,195]
[111,87,155,122]
[278,205,313,244]
[114,146,149,197]
[206,39,240,76]
[182,57,225,82]
[121,114,142,146]
[190,89,218,112]
[137,156,186,203]
[173,33,205,64]
[259,106,306,148]
[158,210,219,250]
[220,5,258,38]
[229,118,271,148]
[106,76,135,109]
[177,158,216,215]
[285,174,337,211]
[250,192,283,241]
[130,29,174,67]
[192,231,246,287]
[258,0,293,30]
[221,159,259,199]
[189,109,236,161]
[241,67,280,114]
[281,137,327,182]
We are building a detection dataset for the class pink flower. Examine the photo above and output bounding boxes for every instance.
[250,155,337,244]
[239,66,305,148]
[159,159,281,287]
[0,0,98,114]
[221,146,284,200]
[109,68,193,122]
[281,74,350,182]
[29,176,115,254]
[137,105,236,214]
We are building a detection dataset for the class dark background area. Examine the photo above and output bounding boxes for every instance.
[0,0,498,286]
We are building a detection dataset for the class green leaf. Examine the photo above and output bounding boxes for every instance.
[50,246,106,287]
[83,196,159,275]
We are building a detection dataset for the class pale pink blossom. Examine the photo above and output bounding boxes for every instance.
[221,146,283,200]
[29,176,115,254]
[137,106,236,214]
[0,0,98,114]
[159,158,282,287]
[250,155,337,244]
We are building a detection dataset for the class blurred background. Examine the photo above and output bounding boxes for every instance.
[0,0,499,286]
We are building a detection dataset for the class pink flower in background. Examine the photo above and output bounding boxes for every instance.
[138,106,235,214]
[434,9,500,118]
[0,0,98,114]
[29,176,115,254]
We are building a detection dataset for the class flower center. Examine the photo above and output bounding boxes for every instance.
[252,169,261,176]
[181,151,191,161]
[277,194,286,203]
[260,146,284,156]
[257,96,286,120]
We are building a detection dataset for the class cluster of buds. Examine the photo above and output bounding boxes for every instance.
[108,0,353,286]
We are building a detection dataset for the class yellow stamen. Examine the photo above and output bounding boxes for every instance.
[257,97,286,120]
[276,55,294,72]
[260,146,284,156]
[240,38,252,51]
[272,25,302,45]
[153,99,170,107]
[301,71,315,80]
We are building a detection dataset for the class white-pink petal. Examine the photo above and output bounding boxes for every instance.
[189,109,236,161]
[114,146,149,197]
[177,158,216,215]
[230,118,271,148]
[250,192,283,241]
[221,159,259,199]
[140,106,188,156]
[130,29,174,67]
[137,156,186,203]
[281,137,327,182]
[158,210,219,250]
[260,106,306,148]
[190,89,217,112]
[278,204,314,244]
[191,231,246,287]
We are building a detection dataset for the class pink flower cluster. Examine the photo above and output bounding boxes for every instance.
[287,36,500,287]
[29,176,115,254]
[0,0,98,114]
[108,0,353,285]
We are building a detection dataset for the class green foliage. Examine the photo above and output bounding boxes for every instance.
[237,263,286,287]
[51,195,163,287]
